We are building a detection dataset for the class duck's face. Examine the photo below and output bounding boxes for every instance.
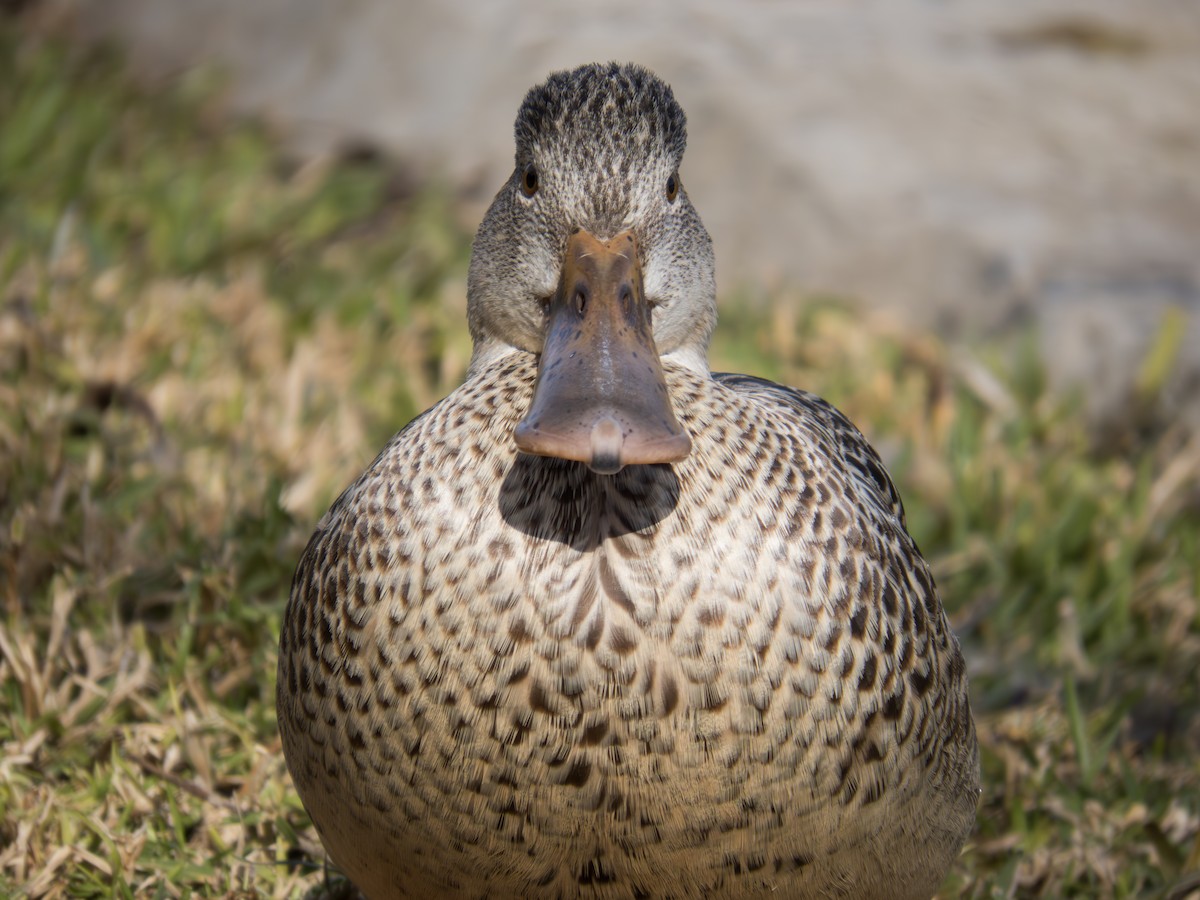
[467,63,716,475]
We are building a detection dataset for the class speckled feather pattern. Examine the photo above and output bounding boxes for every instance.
[278,355,978,899]
[279,61,978,899]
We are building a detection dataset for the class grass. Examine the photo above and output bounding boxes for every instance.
[1,17,1198,900]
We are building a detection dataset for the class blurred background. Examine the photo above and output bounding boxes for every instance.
[2,2,1199,898]
[48,0,1200,433]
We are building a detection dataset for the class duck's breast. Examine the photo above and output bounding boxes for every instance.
[278,356,978,899]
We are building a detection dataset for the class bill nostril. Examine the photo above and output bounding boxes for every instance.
[574,285,589,315]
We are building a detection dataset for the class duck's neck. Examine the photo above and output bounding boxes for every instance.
[661,344,711,377]
[467,339,711,382]
[466,339,528,380]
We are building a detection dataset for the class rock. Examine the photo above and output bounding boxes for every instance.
[42,0,1200,432]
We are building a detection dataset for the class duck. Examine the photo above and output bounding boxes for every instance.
[277,62,979,900]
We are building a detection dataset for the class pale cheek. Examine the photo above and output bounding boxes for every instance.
[500,248,557,350]
[643,252,688,351]
[521,241,559,294]
[654,310,692,355]
[642,250,676,309]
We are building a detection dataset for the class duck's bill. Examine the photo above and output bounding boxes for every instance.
[514,229,692,475]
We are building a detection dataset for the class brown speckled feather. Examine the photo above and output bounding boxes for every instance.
[278,62,978,900]
[278,357,978,899]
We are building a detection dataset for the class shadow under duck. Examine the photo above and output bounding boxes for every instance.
[278,62,979,900]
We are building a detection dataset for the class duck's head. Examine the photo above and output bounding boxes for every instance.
[467,62,716,475]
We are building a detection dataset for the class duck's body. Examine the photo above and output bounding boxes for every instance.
[278,63,978,899]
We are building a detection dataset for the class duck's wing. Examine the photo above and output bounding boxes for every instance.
[713,372,908,528]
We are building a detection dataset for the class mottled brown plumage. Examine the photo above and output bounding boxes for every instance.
[278,62,979,899]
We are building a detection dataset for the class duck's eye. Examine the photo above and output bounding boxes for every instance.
[666,173,679,202]
[521,164,539,197]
